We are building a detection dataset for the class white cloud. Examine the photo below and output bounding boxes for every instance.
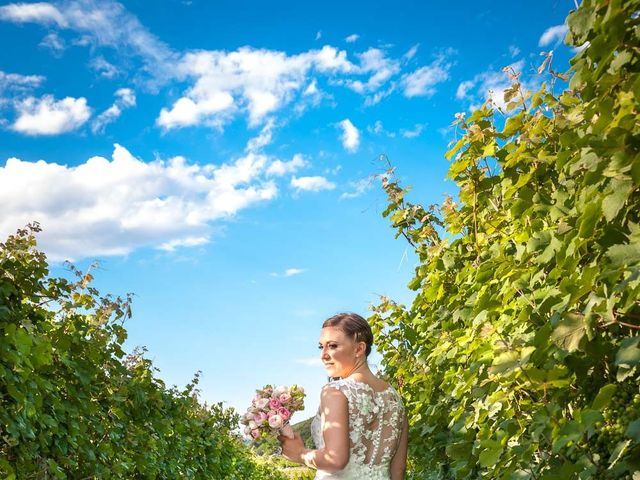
[245,118,275,152]
[12,95,91,135]
[338,119,360,152]
[370,120,383,135]
[367,120,395,138]
[90,56,120,79]
[158,45,354,129]
[0,1,452,128]
[456,80,475,99]
[400,123,426,138]
[291,176,335,192]
[456,60,532,111]
[269,267,306,277]
[159,236,209,251]
[0,144,286,260]
[345,33,359,43]
[39,32,65,55]
[266,154,307,176]
[401,55,451,97]
[0,70,45,95]
[304,79,318,96]
[157,92,235,129]
[403,44,419,61]
[116,87,136,107]
[539,24,568,46]
[92,88,136,133]
[342,48,400,99]
[0,0,176,85]
[0,2,66,26]
[509,45,520,58]
[285,268,305,276]
[315,31,322,41]
[340,177,374,199]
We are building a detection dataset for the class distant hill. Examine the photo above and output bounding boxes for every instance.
[291,416,314,449]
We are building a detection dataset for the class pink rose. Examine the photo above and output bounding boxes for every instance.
[268,414,284,429]
[279,393,292,404]
[278,407,291,420]
[251,429,260,439]
[267,410,277,418]
[253,411,268,425]
[255,398,269,410]
[269,398,282,410]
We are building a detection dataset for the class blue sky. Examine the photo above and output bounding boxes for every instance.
[0,0,576,420]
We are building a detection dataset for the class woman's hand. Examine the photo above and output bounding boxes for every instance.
[278,431,307,464]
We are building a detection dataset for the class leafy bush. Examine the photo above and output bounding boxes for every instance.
[0,224,284,479]
[371,0,640,478]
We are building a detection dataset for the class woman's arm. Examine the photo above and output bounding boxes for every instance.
[280,386,350,472]
[390,414,409,480]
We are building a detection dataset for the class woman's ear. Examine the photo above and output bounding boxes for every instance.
[356,341,367,358]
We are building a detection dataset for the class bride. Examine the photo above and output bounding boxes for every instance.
[279,313,408,479]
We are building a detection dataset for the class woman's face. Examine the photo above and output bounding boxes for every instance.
[318,326,362,378]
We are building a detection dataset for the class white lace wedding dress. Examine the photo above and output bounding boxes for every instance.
[310,377,405,479]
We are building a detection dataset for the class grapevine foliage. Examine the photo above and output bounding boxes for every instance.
[0,224,284,479]
[371,0,640,478]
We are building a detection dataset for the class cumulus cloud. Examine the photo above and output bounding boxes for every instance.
[401,55,451,97]
[400,123,426,138]
[340,177,374,199]
[456,80,474,99]
[158,45,354,129]
[92,88,136,133]
[345,33,359,43]
[338,119,360,152]
[342,48,400,98]
[0,144,294,260]
[0,2,67,26]
[12,95,91,135]
[539,24,568,46]
[39,31,65,55]
[266,154,307,176]
[245,118,276,152]
[0,1,455,130]
[90,56,120,79]
[456,60,532,111]
[291,176,335,192]
[157,93,235,129]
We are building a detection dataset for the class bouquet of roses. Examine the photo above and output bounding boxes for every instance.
[241,384,305,442]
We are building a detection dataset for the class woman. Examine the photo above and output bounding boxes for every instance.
[279,313,408,479]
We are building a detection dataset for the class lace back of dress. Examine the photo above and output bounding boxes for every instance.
[336,380,405,467]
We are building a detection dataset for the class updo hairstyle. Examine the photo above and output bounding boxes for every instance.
[322,312,374,357]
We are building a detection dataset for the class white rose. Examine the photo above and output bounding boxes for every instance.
[273,385,288,396]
